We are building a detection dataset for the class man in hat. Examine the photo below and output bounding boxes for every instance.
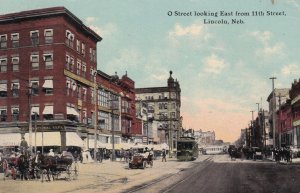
[20,137,28,154]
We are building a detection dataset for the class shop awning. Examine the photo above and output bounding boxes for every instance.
[66,132,84,147]
[0,84,7,92]
[42,105,53,115]
[24,132,61,146]
[84,139,106,149]
[42,79,53,88]
[31,106,39,115]
[0,133,21,146]
[67,107,79,116]
[24,132,84,147]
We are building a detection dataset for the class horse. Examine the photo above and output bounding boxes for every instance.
[16,154,30,180]
[36,153,74,181]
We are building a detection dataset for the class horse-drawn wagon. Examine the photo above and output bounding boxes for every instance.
[37,152,78,181]
[2,152,78,181]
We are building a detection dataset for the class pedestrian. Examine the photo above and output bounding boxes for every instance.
[162,149,167,162]
[48,149,55,156]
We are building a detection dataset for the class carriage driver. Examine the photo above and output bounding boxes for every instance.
[20,137,28,154]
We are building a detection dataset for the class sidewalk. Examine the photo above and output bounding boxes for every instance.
[0,156,202,193]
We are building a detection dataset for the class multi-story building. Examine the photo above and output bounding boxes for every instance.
[276,99,293,147]
[0,7,102,152]
[135,71,181,152]
[267,88,290,148]
[290,79,300,148]
[194,130,215,147]
[0,7,141,154]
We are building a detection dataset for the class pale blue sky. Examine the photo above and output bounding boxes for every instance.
[1,0,300,142]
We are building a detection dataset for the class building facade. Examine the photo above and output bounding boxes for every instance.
[0,7,102,152]
[266,88,290,148]
[290,79,300,149]
[135,71,181,153]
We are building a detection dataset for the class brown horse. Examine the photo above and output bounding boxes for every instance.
[36,154,73,181]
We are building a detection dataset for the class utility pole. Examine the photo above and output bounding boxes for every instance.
[250,110,255,147]
[270,77,277,148]
[93,72,98,163]
[256,102,261,148]
[28,84,33,155]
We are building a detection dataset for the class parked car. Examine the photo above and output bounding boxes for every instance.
[252,147,263,160]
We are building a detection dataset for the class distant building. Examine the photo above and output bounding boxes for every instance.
[135,71,181,152]
[194,130,215,147]
[267,88,290,147]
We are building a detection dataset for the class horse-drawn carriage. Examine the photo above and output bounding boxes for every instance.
[2,152,78,181]
[38,152,78,181]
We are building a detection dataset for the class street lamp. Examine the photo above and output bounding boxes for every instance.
[269,76,276,148]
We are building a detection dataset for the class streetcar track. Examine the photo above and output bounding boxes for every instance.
[124,156,214,193]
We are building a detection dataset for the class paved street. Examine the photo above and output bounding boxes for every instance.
[135,155,300,193]
[1,155,300,193]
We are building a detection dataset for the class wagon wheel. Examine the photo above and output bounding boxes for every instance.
[68,162,79,180]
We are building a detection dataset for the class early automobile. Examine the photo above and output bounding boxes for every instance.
[129,154,147,169]
[252,147,263,160]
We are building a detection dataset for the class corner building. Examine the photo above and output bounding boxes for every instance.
[0,7,101,151]
[135,71,181,154]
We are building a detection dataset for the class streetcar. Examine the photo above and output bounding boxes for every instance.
[177,137,199,161]
[202,145,227,155]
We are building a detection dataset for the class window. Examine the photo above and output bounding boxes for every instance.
[42,79,53,95]
[43,105,53,120]
[0,34,7,49]
[11,82,20,97]
[43,53,53,69]
[12,56,19,71]
[30,55,39,70]
[77,60,81,75]
[98,89,109,108]
[44,29,53,44]
[81,43,85,56]
[98,111,109,130]
[30,80,39,95]
[76,39,80,52]
[0,108,7,121]
[89,48,92,61]
[30,30,39,46]
[92,49,96,62]
[0,83,7,97]
[170,112,176,119]
[70,57,74,72]
[82,87,87,101]
[11,33,19,48]
[65,54,70,69]
[82,62,86,77]
[65,30,74,48]
[12,107,19,121]
[0,58,7,72]
[31,106,40,120]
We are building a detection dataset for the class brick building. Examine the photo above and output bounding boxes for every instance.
[290,79,300,148]
[0,7,102,152]
[0,7,141,154]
